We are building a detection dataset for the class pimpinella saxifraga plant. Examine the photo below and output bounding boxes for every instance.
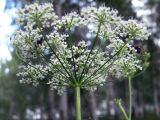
[12,3,150,120]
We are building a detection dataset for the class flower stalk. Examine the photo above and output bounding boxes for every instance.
[115,99,129,120]
[115,76,133,120]
[76,86,81,120]
[128,76,132,120]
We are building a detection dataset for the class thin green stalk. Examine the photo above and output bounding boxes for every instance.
[128,76,132,120]
[79,21,102,82]
[115,99,129,120]
[76,86,81,120]
[81,38,131,85]
[36,19,73,80]
[115,76,133,120]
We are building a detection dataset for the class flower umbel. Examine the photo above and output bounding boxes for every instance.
[12,3,150,94]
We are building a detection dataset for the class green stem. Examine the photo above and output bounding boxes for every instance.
[76,86,81,120]
[116,99,129,120]
[128,76,132,120]
[116,76,133,120]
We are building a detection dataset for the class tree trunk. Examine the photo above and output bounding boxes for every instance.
[153,77,160,116]
[89,91,98,120]
[53,0,61,16]
[106,82,116,117]
[9,97,14,119]
[138,91,144,117]
[47,88,54,120]
[60,91,68,120]
[132,88,138,118]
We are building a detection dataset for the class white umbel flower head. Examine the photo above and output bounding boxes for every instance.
[12,3,150,94]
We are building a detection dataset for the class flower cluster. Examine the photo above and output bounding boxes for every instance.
[12,3,150,93]
[17,64,49,86]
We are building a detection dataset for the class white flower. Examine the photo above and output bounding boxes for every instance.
[12,4,150,94]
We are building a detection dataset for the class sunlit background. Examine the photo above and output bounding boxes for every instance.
[0,0,16,62]
[0,0,160,120]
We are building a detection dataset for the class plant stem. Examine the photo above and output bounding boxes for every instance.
[115,99,129,120]
[76,86,81,120]
[115,76,133,120]
[128,76,132,120]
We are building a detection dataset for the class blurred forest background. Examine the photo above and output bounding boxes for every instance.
[0,0,160,120]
